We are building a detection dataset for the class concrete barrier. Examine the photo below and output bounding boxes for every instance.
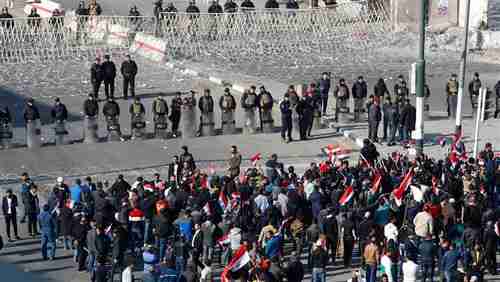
[105,116,121,142]
[221,110,236,135]
[129,32,167,62]
[83,116,99,144]
[243,110,256,135]
[0,122,13,149]
[24,0,63,18]
[181,105,196,139]
[53,121,67,145]
[26,120,42,149]
[153,114,168,139]
[200,112,216,136]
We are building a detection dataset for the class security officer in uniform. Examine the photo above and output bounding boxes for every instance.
[84,94,99,117]
[394,74,409,104]
[152,96,169,132]
[129,97,145,135]
[280,93,293,143]
[258,86,274,131]
[23,98,40,125]
[224,0,238,12]
[186,0,200,13]
[50,98,68,124]
[446,73,459,118]
[198,89,215,136]
[240,0,255,10]
[208,0,223,13]
[120,55,138,99]
[296,94,313,141]
[102,97,120,121]
[219,88,237,129]
[90,57,104,99]
[169,92,183,138]
[468,72,481,109]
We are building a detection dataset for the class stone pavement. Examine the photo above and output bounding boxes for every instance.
[333,112,500,158]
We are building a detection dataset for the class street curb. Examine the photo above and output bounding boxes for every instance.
[341,129,364,148]
[162,62,253,93]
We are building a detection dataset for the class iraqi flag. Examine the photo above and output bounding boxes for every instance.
[221,245,251,282]
[144,182,155,193]
[322,144,351,162]
[219,191,229,211]
[371,172,382,194]
[203,202,212,216]
[217,232,230,247]
[250,153,261,167]
[392,169,414,206]
[338,185,354,206]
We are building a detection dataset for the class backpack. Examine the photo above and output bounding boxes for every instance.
[155,100,167,114]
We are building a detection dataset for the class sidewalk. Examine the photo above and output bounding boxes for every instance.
[335,114,499,158]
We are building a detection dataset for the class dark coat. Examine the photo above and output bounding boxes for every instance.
[102,61,116,80]
[368,103,382,123]
[102,101,120,117]
[24,105,40,122]
[84,99,99,117]
[400,104,416,130]
[352,81,368,99]
[25,192,39,214]
[120,60,138,78]
[51,103,68,122]
[2,195,17,215]
[91,63,104,82]
[59,206,73,236]
[199,95,215,113]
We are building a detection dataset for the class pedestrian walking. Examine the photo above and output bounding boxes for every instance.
[38,204,56,260]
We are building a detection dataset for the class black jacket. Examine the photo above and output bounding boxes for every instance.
[208,3,223,13]
[91,63,104,82]
[102,61,116,80]
[374,81,389,97]
[368,103,382,123]
[264,0,279,8]
[24,105,40,122]
[400,104,416,130]
[51,103,68,122]
[121,60,138,78]
[240,0,255,9]
[352,81,368,99]
[285,260,304,282]
[280,100,292,118]
[84,99,99,117]
[224,1,238,12]
[296,97,313,116]
[310,247,328,268]
[0,107,11,123]
[285,0,299,9]
[219,94,237,111]
[199,95,215,113]
[25,192,39,214]
[2,195,17,215]
[102,101,120,117]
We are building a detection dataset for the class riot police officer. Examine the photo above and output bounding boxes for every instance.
[208,0,223,13]
[219,88,237,133]
[224,0,238,12]
[240,0,255,10]
[198,89,215,136]
[468,72,481,109]
[169,93,182,138]
[103,97,120,120]
[186,0,200,13]
[51,98,68,123]
[296,94,313,140]
[258,86,274,132]
[280,93,293,143]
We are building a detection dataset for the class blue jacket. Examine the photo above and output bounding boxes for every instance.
[265,234,283,259]
[319,78,331,96]
[70,184,82,203]
[441,249,461,272]
[38,211,56,239]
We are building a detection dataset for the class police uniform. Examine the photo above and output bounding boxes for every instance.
[280,98,293,142]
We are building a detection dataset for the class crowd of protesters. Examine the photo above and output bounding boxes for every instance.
[2,137,500,282]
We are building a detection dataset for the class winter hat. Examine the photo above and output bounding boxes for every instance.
[128,208,145,222]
